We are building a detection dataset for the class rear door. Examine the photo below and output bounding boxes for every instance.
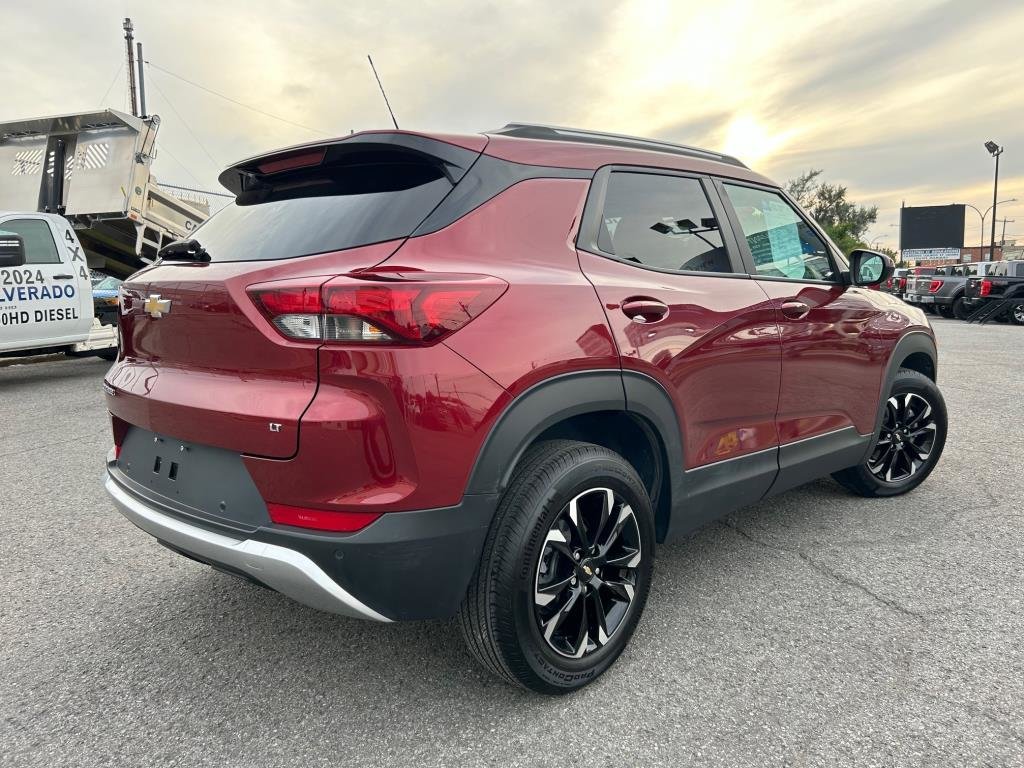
[0,214,92,352]
[576,167,782,512]
[716,181,886,461]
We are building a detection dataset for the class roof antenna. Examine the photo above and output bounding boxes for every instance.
[367,54,399,130]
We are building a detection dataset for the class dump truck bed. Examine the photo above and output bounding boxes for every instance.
[0,109,209,276]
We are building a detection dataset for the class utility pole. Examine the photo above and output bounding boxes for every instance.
[985,141,1003,261]
[1000,218,1014,246]
[123,18,138,116]
[136,42,147,117]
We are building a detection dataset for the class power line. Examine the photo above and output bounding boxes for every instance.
[155,141,202,187]
[143,59,328,136]
[98,62,124,106]
[145,70,223,173]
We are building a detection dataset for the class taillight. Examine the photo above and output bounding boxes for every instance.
[267,502,381,532]
[898,277,907,290]
[980,279,993,297]
[249,272,508,345]
[928,280,942,293]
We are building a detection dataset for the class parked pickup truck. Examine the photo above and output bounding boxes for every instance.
[965,260,1024,324]
[1,211,117,359]
[903,266,936,305]
[906,262,997,319]
[883,268,911,299]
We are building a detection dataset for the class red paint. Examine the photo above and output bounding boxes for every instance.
[577,251,782,466]
[754,281,915,439]
[104,127,933,531]
[395,178,620,395]
[106,241,401,458]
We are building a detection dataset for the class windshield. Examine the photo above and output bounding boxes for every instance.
[93,276,121,291]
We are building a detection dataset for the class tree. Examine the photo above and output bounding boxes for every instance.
[785,169,878,254]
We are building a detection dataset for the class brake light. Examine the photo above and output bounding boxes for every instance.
[980,279,993,297]
[257,148,326,175]
[267,503,381,532]
[249,272,508,344]
[898,277,907,290]
[928,280,942,293]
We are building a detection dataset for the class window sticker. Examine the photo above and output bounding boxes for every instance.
[761,199,805,279]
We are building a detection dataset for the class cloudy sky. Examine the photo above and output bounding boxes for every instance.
[4,0,1022,249]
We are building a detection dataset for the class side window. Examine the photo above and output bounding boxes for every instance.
[596,172,733,273]
[0,219,61,264]
[723,184,838,282]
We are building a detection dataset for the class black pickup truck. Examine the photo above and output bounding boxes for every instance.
[964,260,1024,324]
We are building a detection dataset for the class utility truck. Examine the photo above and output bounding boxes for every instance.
[0,212,117,358]
[0,108,209,358]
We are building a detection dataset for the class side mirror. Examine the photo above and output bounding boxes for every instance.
[0,231,26,267]
[849,248,894,287]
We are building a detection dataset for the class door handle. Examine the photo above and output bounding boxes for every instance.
[53,274,74,280]
[621,297,669,324]
[779,300,810,320]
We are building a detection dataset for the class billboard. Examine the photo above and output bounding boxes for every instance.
[901,247,963,263]
[900,204,965,250]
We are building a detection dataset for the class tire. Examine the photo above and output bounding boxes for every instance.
[833,369,946,497]
[97,347,118,361]
[459,439,655,694]
[936,304,954,319]
[951,296,970,320]
[1011,304,1024,326]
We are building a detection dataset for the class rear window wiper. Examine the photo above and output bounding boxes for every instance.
[159,239,210,262]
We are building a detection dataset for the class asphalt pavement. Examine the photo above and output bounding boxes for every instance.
[1,318,1022,767]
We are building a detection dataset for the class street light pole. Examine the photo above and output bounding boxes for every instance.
[963,199,1016,260]
[985,141,1004,260]
[964,203,985,259]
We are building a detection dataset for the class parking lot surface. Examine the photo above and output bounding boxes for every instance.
[1,318,1022,767]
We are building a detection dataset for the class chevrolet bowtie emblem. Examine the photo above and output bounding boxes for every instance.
[144,294,171,318]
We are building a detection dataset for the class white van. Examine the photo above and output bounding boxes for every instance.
[0,211,117,359]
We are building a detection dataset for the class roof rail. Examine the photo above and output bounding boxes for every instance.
[489,123,747,169]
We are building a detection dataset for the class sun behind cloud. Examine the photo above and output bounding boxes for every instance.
[721,115,793,167]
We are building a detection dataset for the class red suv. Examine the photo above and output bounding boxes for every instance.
[104,124,947,693]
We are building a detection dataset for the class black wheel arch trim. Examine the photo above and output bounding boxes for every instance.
[465,368,687,541]
[465,370,628,496]
[862,331,938,462]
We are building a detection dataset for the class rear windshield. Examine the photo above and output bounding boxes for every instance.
[188,150,453,262]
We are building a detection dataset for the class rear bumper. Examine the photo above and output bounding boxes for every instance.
[906,294,949,306]
[105,469,497,621]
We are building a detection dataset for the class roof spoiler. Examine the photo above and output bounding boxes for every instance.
[218,132,483,197]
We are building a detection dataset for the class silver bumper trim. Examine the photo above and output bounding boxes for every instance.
[105,474,392,622]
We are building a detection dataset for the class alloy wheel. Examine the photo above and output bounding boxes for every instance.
[868,392,938,483]
[1013,304,1024,324]
[533,487,642,659]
